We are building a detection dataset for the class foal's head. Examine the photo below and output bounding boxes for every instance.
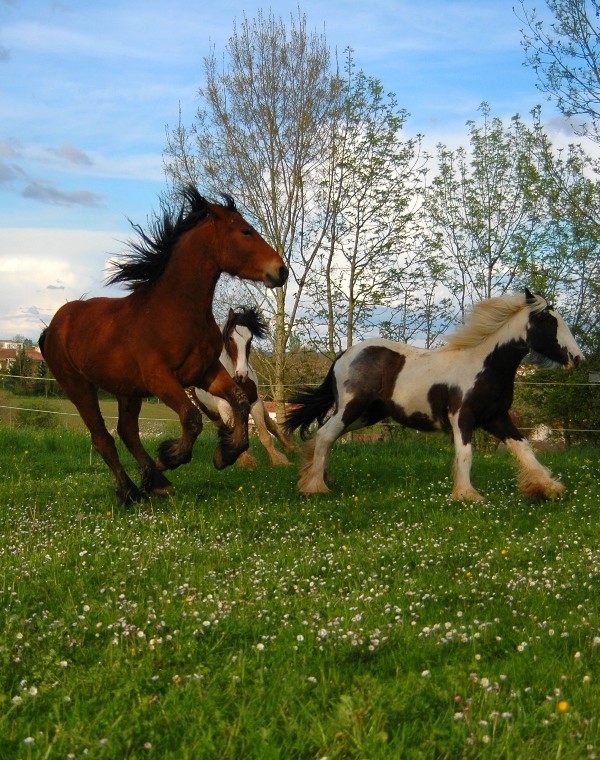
[222,306,268,381]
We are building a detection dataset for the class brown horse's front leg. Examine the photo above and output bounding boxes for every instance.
[203,367,252,470]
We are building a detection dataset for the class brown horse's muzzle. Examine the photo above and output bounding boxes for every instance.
[265,265,288,288]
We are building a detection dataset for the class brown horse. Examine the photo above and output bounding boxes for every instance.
[39,186,288,504]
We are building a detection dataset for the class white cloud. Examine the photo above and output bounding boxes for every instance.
[0,227,122,340]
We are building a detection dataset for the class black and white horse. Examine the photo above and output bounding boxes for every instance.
[284,290,583,500]
[190,306,297,467]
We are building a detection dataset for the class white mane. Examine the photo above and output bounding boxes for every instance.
[442,292,546,351]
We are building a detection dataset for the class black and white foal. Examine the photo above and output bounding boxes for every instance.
[284,290,583,500]
[190,307,297,467]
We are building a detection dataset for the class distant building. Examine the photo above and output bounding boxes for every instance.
[0,344,44,373]
[0,339,23,350]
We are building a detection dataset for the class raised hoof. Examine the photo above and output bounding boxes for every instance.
[213,446,238,470]
[522,479,566,500]
[153,484,176,497]
[544,480,566,500]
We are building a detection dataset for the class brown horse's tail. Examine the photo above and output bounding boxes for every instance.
[38,327,48,357]
[283,358,340,440]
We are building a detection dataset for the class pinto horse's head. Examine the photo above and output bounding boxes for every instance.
[525,290,584,368]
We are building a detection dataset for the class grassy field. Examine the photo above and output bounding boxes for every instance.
[0,390,180,436]
[0,421,598,759]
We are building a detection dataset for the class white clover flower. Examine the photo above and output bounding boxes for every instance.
[11,695,23,705]
[421,670,431,678]
[23,737,35,746]
[256,643,265,652]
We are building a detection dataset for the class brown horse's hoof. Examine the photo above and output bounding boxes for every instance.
[117,483,145,506]
[213,446,242,470]
[213,447,227,470]
[141,467,175,497]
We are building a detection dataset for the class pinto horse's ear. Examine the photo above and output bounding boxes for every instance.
[524,288,536,303]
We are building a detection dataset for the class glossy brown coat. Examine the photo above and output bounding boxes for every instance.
[40,188,287,503]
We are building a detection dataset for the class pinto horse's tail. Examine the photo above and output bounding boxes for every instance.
[284,359,339,440]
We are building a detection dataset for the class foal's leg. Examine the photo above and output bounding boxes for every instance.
[263,410,299,454]
[248,399,291,466]
[484,414,565,499]
[200,364,251,471]
[116,396,174,496]
[450,414,484,502]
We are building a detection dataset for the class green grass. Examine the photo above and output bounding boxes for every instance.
[0,424,599,759]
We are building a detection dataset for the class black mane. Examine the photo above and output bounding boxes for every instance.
[223,306,268,342]
[106,185,236,291]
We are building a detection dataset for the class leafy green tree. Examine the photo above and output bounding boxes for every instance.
[524,111,600,352]
[517,0,600,144]
[423,103,544,315]
[298,52,424,356]
[515,351,600,446]
[8,348,35,396]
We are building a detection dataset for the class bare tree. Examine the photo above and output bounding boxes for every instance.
[164,9,344,406]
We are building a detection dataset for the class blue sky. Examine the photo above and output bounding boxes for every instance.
[0,0,568,341]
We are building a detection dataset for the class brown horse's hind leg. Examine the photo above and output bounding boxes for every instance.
[117,396,174,496]
[66,382,144,505]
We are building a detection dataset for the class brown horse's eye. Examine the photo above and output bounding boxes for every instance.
[241,228,252,236]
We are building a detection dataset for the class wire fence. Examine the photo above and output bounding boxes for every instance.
[1,373,599,436]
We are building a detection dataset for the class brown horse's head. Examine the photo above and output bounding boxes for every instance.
[107,186,287,292]
[204,194,288,288]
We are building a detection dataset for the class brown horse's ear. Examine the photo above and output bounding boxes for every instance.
[228,307,235,319]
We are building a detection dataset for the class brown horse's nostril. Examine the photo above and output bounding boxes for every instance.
[266,265,288,288]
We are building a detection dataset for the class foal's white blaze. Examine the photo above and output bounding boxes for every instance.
[230,325,252,380]
[550,308,584,367]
